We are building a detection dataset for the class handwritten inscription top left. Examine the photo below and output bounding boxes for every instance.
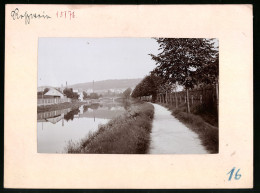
[11,8,51,25]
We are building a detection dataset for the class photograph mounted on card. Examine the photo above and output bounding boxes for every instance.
[37,37,219,154]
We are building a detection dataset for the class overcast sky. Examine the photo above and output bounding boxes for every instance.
[38,38,160,87]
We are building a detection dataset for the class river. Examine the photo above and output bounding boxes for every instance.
[37,102,127,153]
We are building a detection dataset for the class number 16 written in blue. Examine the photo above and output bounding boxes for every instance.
[227,167,242,181]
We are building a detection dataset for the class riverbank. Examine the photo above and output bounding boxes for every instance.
[66,101,154,154]
[37,101,88,113]
[160,103,218,153]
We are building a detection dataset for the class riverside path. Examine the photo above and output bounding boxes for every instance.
[149,104,208,154]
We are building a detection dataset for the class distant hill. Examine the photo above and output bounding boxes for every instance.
[69,78,142,91]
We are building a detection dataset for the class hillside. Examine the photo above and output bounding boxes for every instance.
[69,78,142,91]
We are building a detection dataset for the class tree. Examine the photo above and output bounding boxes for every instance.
[63,88,79,100]
[83,91,88,99]
[43,88,50,94]
[89,93,99,99]
[131,74,160,102]
[122,88,132,100]
[150,38,218,112]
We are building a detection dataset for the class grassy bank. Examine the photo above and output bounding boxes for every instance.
[37,101,88,113]
[161,103,219,153]
[65,101,154,154]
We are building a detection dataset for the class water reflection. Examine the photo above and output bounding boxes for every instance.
[37,102,127,153]
[64,108,80,121]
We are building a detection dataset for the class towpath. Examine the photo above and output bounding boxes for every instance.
[149,104,208,154]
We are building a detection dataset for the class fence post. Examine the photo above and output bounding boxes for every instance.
[186,89,190,113]
[175,90,178,108]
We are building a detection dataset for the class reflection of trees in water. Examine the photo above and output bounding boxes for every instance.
[83,104,101,113]
[100,102,131,110]
[83,105,89,113]
[64,108,80,121]
[90,103,100,110]
[82,102,130,112]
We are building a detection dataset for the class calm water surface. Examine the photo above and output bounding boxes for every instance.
[37,103,127,153]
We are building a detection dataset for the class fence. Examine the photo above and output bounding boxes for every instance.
[37,97,71,106]
[140,95,153,102]
[156,85,218,110]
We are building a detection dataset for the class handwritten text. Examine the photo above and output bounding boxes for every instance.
[11,8,51,25]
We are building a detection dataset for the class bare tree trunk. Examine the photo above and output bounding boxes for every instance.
[186,89,190,113]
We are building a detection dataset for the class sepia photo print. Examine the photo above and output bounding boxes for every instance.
[37,37,219,154]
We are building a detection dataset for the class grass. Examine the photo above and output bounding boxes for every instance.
[37,101,88,113]
[65,101,154,154]
[161,102,219,153]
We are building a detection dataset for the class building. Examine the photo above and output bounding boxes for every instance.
[37,88,71,106]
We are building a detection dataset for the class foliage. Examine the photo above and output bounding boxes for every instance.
[43,88,50,94]
[150,38,218,89]
[131,74,158,100]
[83,91,102,99]
[83,91,88,99]
[63,88,79,99]
[89,93,99,99]
[122,88,132,99]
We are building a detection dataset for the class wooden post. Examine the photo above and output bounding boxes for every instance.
[174,91,178,108]
[191,95,194,105]
[175,88,178,108]
[200,95,202,104]
[186,89,190,113]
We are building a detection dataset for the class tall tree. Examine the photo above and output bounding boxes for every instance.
[131,74,161,102]
[63,88,79,100]
[150,38,218,112]
[83,91,88,99]
[122,88,132,100]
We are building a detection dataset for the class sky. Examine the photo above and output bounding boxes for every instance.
[38,38,160,87]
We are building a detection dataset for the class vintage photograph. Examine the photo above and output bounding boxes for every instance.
[37,37,219,154]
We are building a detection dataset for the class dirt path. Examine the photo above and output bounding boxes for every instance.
[149,104,208,154]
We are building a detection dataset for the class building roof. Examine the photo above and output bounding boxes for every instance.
[44,89,64,97]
